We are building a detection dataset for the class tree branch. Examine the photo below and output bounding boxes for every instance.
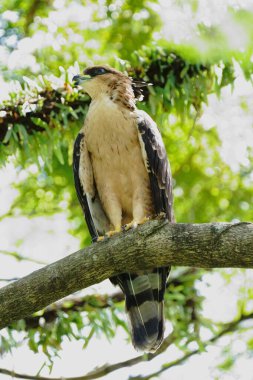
[23,292,124,329]
[0,249,47,265]
[22,268,194,329]
[0,88,88,143]
[0,54,233,144]
[1,312,253,380]
[0,221,252,330]
[129,311,253,380]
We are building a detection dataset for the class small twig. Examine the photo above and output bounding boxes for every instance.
[0,334,176,380]
[22,292,124,329]
[78,335,176,380]
[0,249,47,265]
[187,109,200,139]
[1,313,253,380]
[128,312,253,380]
[0,369,60,380]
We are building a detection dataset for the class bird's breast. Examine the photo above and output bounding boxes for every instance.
[83,98,151,216]
[84,98,140,166]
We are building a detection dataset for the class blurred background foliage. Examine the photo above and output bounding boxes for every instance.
[0,0,253,379]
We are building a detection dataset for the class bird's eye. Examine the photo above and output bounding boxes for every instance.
[94,68,107,76]
[84,66,110,77]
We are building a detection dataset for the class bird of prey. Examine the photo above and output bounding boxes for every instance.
[72,65,174,352]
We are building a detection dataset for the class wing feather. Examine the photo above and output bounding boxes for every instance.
[73,132,110,242]
[136,110,174,222]
[135,110,174,349]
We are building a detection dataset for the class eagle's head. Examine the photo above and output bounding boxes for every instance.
[73,65,131,99]
[73,65,148,109]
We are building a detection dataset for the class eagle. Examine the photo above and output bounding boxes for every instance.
[72,65,174,352]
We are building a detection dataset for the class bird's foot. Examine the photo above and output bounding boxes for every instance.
[96,227,121,242]
[123,221,138,231]
[138,216,151,225]
[123,216,150,231]
[96,235,106,242]
[105,227,121,238]
[155,212,167,220]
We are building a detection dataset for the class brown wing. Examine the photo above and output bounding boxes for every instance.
[73,132,110,242]
[136,110,174,222]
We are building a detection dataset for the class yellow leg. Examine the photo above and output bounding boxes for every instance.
[156,212,166,220]
[97,236,106,242]
[123,216,150,231]
[139,216,151,224]
[96,226,121,242]
[105,225,121,238]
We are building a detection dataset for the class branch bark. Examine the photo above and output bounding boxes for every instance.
[0,221,252,330]
[21,268,194,329]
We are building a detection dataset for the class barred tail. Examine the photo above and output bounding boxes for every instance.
[113,267,169,352]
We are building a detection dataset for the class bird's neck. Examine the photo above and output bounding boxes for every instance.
[89,80,136,112]
[110,81,136,111]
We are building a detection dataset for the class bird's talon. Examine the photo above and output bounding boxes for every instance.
[97,235,106,242]
[156,212,166,220]
[123,217,150,231]
[123,221,138,231]
[105,229,121,238]
[139,216,150,224]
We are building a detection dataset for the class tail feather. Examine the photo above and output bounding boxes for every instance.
[113,267,169,352]
[148,267,169,347]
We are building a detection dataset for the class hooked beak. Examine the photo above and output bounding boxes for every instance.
[72,74,91,86]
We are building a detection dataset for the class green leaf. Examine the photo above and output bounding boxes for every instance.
[217,356,235,371]
[247,337,253,350]
[31,118,48,129]
[54,144,65,165]
[3,127,13,143]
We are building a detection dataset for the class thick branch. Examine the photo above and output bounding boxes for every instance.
[0,221,252,330]
[22,269,194,329]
